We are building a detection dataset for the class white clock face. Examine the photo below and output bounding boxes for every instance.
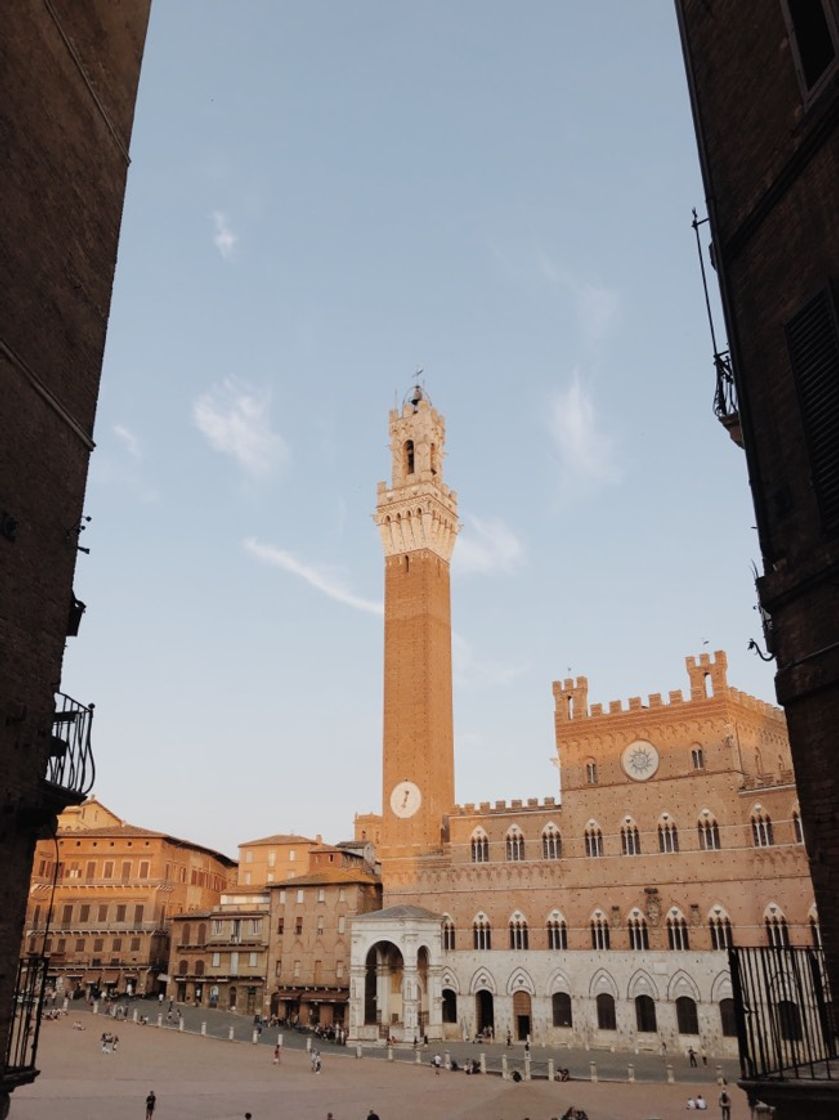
[390,780,422,818]
[621,740,660,782]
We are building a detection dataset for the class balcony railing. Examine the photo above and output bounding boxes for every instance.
[4,955,49,1083]
[46,692,95,799]
[729,945,838,1081]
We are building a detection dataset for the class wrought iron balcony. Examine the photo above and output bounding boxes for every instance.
[713,350,743,447]
[3,955,48,1089]
[45,692,95,801]
[729,945,837,1082]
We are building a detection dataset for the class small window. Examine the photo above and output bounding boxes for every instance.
[317,889,325,903]
[667,914,690,951]
[552,992,572,1028]
[621,823,641,856]
[442,918,456,951]
[471,831,489,863]
[139,861,150,879]
[289,850,296,862]
[628,915,649,951]
[793,811,804,844]
[635,995,657,1033]
[542,824,561,860]
[294,917,303,935]
[249,952,258,966]
[585,760,598,785]
[596,992,616,1031]
[404,439,415,475]
[473,915,492,951]
[212,951,221,967]
[134,904,144,925]
[245,850,253,863]
[509,915,529,950]
[658,821,679,853]
[752,812,774,847]
[590,915,610,950]
[709,915,733,950]
[676,996,699,1036]
[116,905,126,923]
[585,825,604,858]
[547,915,568,950]
[766,914,790,948]
[79,904,90,923]
[505,828,525,862]
[691,746,704,770]
[337,915,346,934]
[296,889,304,903]
[698,816,721,851]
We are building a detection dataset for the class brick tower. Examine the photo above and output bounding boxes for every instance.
[374,387,459,875]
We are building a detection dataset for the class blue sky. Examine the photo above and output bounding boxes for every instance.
[62,1,774,859]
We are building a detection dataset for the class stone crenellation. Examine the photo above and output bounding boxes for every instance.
[450,796,558,817]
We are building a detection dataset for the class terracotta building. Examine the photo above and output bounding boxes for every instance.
[675,5,839,1115]
[1,5,149,1111]
[235,833,322,888]
[23,800,235,999]
[347,391,814,1058]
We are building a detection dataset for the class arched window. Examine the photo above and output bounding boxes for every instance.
[470,830,489,863]
[596,992,616,1031]
[658,817,679,853]
[590,912,610,950]
[676,996,699,1035]
[442,916,456,951]
[506,827,525,862]
[585,823,604,858]
[720,998,736,1037]
[585,759,598,785]
[552,991,572,1028]
[765,912,790,948]
[752,809,774,847]
[628,912,649,951]
[542,824,562,860]
[698,813,721,851]
[404,440,415,475]
[194,960,205,977]
[430,443,438,475]
[509,913,529,950]
[197,923,206,945]
[621,820,641,856]
[546,911,568,950]
[442,988,457,1023]
[635,994,657,1033]
[793,810,804,844]
[178,959,188,975]
[180,923,191,946]
[473,914,492,951]
[667,911,690,950]
[691,746,705,770]
[708,911,733,950]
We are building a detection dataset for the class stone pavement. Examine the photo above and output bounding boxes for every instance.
[11,1013,751,1120]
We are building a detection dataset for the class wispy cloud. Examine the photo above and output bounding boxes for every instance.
[243,538,383,615]
[193,379,288,478]
[212,211,238,260]
[548,370,620,485]
[455,516,524,576]
[113,423,141,459]
[536,249,620,348]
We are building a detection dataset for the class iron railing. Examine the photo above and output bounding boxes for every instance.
[729,945,838,1081]
[46,692,95,798]
[4,955,49,1078]
[713,350,739,423]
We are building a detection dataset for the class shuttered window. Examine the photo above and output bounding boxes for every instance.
[786,286,839,534]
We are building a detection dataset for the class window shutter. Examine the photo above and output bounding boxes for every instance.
[786,286,839,534]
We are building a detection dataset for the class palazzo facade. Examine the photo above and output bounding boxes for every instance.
[347,390,815,1057]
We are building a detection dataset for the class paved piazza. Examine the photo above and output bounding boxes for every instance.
[12,1013,751,1120]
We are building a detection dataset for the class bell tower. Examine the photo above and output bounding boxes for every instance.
[374,387,458,872]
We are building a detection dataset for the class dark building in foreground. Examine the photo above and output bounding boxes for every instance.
[676,2,839,1115]
[0,4,150,1114]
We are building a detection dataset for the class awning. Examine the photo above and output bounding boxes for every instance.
[275,988,348,1002]
[83,972,100,983]
[101,972,119,983]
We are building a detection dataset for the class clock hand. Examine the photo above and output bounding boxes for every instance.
[402,790,410,809]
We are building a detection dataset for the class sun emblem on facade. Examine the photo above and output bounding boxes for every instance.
[620,740,660,781]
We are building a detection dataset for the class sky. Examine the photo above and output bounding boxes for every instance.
[62,1,775,861]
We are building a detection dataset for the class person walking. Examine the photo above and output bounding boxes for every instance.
[145,1090,156,1119]
[688,1046,698,1067]
[273,1043,281,1065]
[718,1088,732,1120]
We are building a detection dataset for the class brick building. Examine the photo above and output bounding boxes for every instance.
[347,391,814,1058]
[23,800,235,999]
[676,3,839,1113]
[1,6,149,1111]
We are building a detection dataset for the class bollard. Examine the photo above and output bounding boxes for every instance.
[355,1044,363,1059]
[501,1054,509,1080]
[666,1062,674,1083]
[444,1049,451,1070]
[589,1059,598,1083]
[62,998,69,1012]
[92,1002,99,1015]
[228,1026,235,1041]
[524,1056,532,1081]
[252,1029,259,1044]
[178,1018,184,1032]
[387,1046,394,1062]
[132,1009,138,1023]
[715,1064,724,1085]
[201,1022,207,1036]
[415,1048,422,1065]
[627,1062,635,1083]
[547,1058,555,1081]
[479,1052,486,1074]
[306,1036,312,1053]
[156,1014,162,1028]
[277,1032,284,1048]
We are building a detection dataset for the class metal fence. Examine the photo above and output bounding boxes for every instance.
[46,691,95,798]
[5,955,49,1077]
[729,945,838,1080]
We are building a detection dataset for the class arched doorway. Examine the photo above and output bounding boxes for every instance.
[228,986,237,1011]
[442,989,457,1024]
[476,989,494,1034]
[364,942,404,1032]
[512,990,531,1040]
[417,946,430,1032]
